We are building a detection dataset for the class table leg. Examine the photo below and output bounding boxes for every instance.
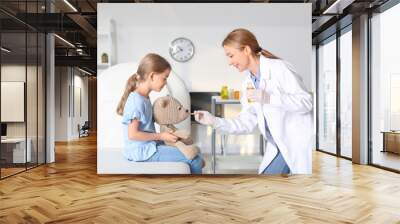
[211,98,216,174]
[260,135,264,156]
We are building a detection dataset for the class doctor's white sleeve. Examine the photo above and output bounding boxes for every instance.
[212,105,258,135]
[269,62,313,113]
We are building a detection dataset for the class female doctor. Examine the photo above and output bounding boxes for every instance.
[194,28,313,174]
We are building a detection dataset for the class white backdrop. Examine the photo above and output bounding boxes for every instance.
[97,3,312,91]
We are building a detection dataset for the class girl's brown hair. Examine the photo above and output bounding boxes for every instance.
[116,53,171,115]
[222,28,279,59]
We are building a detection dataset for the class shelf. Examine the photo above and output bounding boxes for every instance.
[97,63,110,70]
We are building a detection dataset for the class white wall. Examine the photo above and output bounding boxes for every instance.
[98,3,312,92]
[55,67,68,141]
[54,67,89,141]
[73,73,89,138]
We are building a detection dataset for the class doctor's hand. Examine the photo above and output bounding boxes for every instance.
[247,89,270,105]
[194,111,216,126]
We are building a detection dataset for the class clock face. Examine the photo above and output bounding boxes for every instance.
[169,37,195,62]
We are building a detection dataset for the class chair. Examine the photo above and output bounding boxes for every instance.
[78,121,90,138]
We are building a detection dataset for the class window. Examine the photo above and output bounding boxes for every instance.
[339,28,352,158]
[317,36,337,155]
[370,2,400,171]
[0,2,47,179]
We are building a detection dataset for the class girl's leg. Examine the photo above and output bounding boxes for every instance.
[189,155,203,174]
[146,145,203,174]
[262,150,291,175]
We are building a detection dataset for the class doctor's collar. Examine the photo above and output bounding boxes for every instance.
[249,67,261,79]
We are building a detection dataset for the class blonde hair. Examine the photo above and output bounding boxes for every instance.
[116,53,171,115]
[222,28,279,59]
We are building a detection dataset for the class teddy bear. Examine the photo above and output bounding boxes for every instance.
[153,95,200,160]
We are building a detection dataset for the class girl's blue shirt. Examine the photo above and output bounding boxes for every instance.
[122,91,157,161]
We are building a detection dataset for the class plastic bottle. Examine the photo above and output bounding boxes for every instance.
[246,82,255,103]
[221,86,229,100]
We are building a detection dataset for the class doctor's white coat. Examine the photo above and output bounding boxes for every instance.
[213,56,313,174]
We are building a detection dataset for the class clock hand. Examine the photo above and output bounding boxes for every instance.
[173,49,181,56]
[173,46,183,56]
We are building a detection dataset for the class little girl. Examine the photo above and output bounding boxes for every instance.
[116,53,203,174]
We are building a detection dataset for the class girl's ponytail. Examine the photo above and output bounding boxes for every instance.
[116,73,139,116]
[116,53,171,116]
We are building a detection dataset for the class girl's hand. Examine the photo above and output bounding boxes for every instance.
[159,131,178,143]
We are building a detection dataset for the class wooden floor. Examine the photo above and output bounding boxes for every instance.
[0,167,26,178]
[1,135,400,223]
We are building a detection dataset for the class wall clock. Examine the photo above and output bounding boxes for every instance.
[169,37,195,62]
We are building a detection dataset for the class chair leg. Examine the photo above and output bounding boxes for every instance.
[220,135,224,155]
[260,135,265,156]
[220,135,228,155]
